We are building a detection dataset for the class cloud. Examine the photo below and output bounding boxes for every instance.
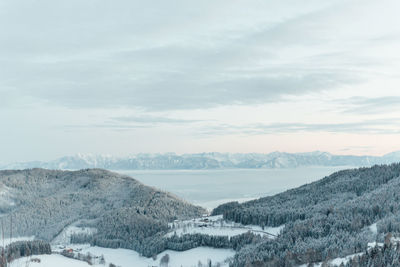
[2,0,400,163]
[199,119,400,136]
[0,0,377,111]
[339,146,374,152]
[110,115,202,124]
[336,96,400,114]
[62,115,203,132]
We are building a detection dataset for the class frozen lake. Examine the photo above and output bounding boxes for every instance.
[117,166,352,210]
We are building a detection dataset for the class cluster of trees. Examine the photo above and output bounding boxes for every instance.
[209,163,400,266]
[71,212,168,256]
[344,242,400,267]
[72,230,262,258]
[60,249,106,265]
[0,240,51,266]
[211,202,240,217]
[166,231,262,252]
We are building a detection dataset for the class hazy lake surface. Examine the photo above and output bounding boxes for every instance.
[117,166,352,210]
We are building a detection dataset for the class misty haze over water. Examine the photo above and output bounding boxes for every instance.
[118,166,348,209]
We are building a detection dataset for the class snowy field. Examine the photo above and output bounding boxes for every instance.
[46,216,249,267]
[52,225,97,245]
[167,215,284,238]
[45,217,238,267]
[5,234,234,267]
[24,245,234,267]
[81,245,234,267]
[118,167,348,209]
[10,254,92,267]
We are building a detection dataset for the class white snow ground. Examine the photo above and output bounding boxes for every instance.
[10,254,92,267]
[81,245,234,267]
[368,223,378,235]
[14,245,235,267]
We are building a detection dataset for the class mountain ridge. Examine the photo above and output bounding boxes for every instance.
[2,151,400,170]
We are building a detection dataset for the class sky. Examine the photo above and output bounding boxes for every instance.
[1,0,400,163]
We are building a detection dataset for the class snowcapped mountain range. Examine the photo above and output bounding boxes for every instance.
[2,151,400,170]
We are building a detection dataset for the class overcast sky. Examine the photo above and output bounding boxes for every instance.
[1,0,400,163]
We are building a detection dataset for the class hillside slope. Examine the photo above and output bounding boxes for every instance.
[212,163,400,266]
[0,168,205,255]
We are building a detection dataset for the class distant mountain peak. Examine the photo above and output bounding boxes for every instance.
[2,151,400,170]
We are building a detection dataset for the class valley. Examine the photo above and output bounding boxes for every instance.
[2,164,400,266]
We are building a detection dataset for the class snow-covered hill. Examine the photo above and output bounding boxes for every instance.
[0,168,205,257]
[2,151,400,170]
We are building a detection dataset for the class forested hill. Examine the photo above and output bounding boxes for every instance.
[0,169,205,254]
[212,163,400,266]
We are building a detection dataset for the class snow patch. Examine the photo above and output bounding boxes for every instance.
[10,254,91,267]
[52,225,97,246]
[368,241,383,248]
[298,252,363,267]
[0,185,15,207]
[369,223,378,235]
